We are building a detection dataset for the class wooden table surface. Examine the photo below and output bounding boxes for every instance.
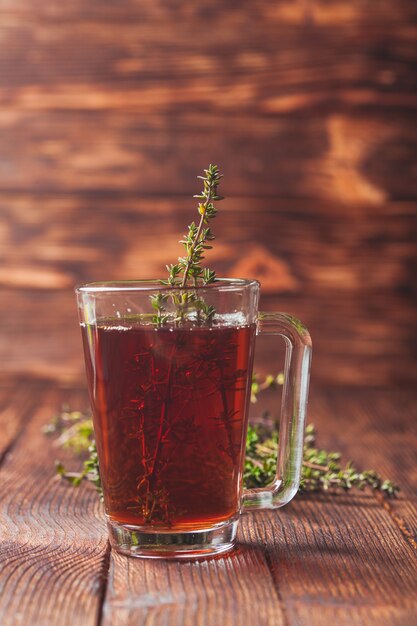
[1,381,416,626]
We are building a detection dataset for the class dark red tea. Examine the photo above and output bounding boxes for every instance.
[82,320,256,529]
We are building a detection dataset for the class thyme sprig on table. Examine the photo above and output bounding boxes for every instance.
[150,164,222,325]
[244,422,398,496]
[45,377,399,500]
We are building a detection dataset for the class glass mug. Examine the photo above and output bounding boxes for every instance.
[76,279,312,559]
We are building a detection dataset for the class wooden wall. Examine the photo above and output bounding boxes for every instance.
[0,1,416,386]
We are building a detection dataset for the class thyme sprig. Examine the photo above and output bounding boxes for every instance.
[45,376,399,500]
[43,407,103,497]
[244,423,398,496]
[151,164,222,325]
[165,164,222,288]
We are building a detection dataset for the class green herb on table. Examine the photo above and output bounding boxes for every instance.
[244,422,398,496]
[44,377,398,500]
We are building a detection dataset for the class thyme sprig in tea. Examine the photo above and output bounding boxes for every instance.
[151,164,222,325]
[165,163,222,288]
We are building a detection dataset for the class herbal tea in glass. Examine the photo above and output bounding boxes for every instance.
[81,320,256,529]
[76,166,311,558]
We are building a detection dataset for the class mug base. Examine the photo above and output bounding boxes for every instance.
[107,517,238,560]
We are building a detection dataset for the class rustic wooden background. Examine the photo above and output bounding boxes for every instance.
[0,0,416,386]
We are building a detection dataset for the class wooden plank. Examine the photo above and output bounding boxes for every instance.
[290,605,414,626]
[0,387,18,458]
[0,0,416,24]
[0,110,415,201]
[307,389,417,544]
[0,112,325,197]
[309,389,417,494]
[240,495,417,626]
[2,195,416,294]
[0,16,415,93]
[0,386,108,626]
[0,383,44,461]
[102,549,284,626]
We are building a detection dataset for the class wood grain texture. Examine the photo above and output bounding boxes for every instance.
[0,384,416,626]
[0,385,108,626]
[309,390,417,496]
[0,111,415,202]
[241,499,417,626]
[307,389,417,546]
[102,549,284,626]
[0,0,416,201]
[1,0,416,21]
[0,384,45,463]
[0,0,416,386]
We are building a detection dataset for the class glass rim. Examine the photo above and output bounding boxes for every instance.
[75,278,260,294]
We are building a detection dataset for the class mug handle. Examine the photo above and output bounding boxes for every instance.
[243,313,312,511]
